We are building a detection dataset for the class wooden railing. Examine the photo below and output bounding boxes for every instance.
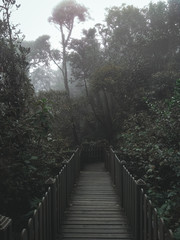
[80,143,104,164]
[0,148,81,240]
[105,147,174,240]
[1,145,175,240]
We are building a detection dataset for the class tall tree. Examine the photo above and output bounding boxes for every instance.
[48,0,88,97]
[48,0,89,144]
[0,0,33,119]
[69,28,101,97]
[69,28,110,139]
[23,36,65,92]
[105,4,146,65]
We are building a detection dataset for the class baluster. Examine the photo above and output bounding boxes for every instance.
[135,179,146,240]
[0,215,12,240]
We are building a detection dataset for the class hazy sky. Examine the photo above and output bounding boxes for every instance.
[11,0,162,46]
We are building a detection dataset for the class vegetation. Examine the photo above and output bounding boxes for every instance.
[0,0,179,239]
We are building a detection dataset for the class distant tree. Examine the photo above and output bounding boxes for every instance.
[48,0,89,98]
[69,28,110,139]
[23,36,64,92]
[69,28,101,96]
[48,0,89,144]
[23,35,51,68]
[30,67,64,92]
[105,4,146,65]
[95,23,111,62]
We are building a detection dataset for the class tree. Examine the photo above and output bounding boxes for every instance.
[69,28,101,97]
[48,0,89,144]
[23,36,65,92]
[69,28,113,140]
[48,0,89,97]
[23,35,51,68]
[104,4,147,65]
[90,64,124,141]
[0,0,33,120]
[30,67,64,92]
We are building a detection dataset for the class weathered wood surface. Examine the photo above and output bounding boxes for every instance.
[59,162,134,240]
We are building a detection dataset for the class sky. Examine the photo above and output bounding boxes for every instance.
[11,0,162,46]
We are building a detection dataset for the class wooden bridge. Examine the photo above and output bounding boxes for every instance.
[0,145,174,240]
[60,161,133,240]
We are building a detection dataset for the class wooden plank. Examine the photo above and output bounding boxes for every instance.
[62,233,133,238]
[60,238,132,240]
[21,229,28,240]
[159,218,164,240]
[58,162,133,240]
[148,200,153,240]
[27,218,34,240]
[144,194,148,240]
[33,210,39,240]
[65,209,123,212]
[72,197,119,201]
[64,212,124,216]
[62,228,131,233]
[63,222,129,226]
[153,208,158,240]
[65,217,127,221]
[62,225,130,229]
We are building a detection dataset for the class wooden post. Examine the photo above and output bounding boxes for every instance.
[113,153,116,185]
[62,160,68,207]
[104,150,109,171]
[110,148,115,184]
[45,178,57,240]
[135,179,146,240]
[27,218,34,240]
[119,160,126,208]
[0,215,12,240]
[21,229,28,240]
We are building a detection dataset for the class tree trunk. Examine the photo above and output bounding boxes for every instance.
[102,88,113,142]
[62,45,79,145]
[83,75,113,142]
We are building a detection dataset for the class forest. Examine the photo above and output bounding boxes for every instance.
[0,0,180,239]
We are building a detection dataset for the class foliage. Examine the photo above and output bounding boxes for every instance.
[0,2,73,238]
[69,28,101,92]
[48,0,89,96]
[49,0,88,26]
[23,35,51,67]
[117,79,180,235]
[48,0,89,144]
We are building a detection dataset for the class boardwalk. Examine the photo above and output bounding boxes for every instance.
[2,148,174,240]
[59,162,134,240]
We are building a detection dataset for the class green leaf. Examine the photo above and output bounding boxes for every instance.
[174,227,180,240]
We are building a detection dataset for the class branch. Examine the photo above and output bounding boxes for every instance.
[0,5,7,10]
[49,51,64,77]
[0,5,13,50]
[65,19,74,47]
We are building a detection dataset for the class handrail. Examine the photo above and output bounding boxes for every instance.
[20,148,81,240]
[1,145,175,240]
[0,148,81,240]
[80,143,104,164]
[105,147,174,240]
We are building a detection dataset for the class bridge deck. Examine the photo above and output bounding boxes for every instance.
[59,162,134,240]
